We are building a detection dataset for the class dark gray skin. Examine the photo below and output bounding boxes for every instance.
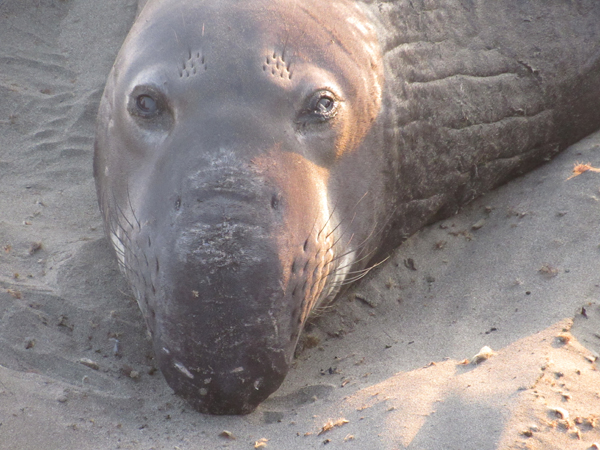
[95,0,600,414]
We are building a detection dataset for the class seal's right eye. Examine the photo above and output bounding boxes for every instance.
[136,94,157,114]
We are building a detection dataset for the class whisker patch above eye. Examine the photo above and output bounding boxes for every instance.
[179,50,206,78]
[263,51,292,81]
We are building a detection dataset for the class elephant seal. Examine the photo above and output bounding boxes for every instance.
[95,0,600,414]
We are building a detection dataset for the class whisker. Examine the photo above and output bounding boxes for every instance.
[341,256,390,277]
[328,223,355,254]
[330,248,378,274]
[319,244,374,278]
[313,247,378,291]
[111,191,135,230]
[125,184,142,231]
[317,199,339,239]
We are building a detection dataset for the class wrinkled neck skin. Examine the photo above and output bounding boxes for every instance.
[94,0,393,414]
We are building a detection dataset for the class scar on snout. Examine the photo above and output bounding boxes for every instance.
[175,361,195,379]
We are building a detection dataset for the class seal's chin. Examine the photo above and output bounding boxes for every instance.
[153,333,289,415]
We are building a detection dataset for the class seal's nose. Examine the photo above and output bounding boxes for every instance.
[150,232,294,414]
[154,332,288,414]
[145,173,297,414]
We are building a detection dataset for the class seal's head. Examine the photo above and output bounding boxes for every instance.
[94,0,389,414]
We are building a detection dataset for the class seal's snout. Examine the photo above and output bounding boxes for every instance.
[151,243,293,415]
[155,333,288,415]
[144,176,299,414]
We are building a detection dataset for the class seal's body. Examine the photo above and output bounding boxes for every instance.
[95,0,600,414]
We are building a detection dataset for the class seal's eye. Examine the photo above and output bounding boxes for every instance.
[315,96,335,114]
[136,94,157,114]
[127,85,173,130]
[299,90,339,124]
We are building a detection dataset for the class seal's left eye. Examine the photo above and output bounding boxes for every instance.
[136,94,157,114]
[300,90,339,123]
[315,96,335,114]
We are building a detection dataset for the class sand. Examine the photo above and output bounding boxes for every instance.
[1,1,599,449]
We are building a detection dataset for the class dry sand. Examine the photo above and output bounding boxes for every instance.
[1,1,599,449]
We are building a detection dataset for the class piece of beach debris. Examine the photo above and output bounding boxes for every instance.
[539,263,559,277]
[121,364,140,379]
[571,427,582,440]
[218,430,235,440]
[556,333,571,344]
[7,289,22,299]
[471,218,486,230]
[471,346,494,364]
[79,358,99,370]
[303,334,320,349]
[28,242,42,255]
[448,229,474,240]
[567,162,600,180]
[550,406,569,420]
[318,418,349,435]
[520,424,539,438]
[57,315,74,331]
[254,438,268,448]
[354,293,376,308]
[403,258,417,271]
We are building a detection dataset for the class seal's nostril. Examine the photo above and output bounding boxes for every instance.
[271,194,280,210]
